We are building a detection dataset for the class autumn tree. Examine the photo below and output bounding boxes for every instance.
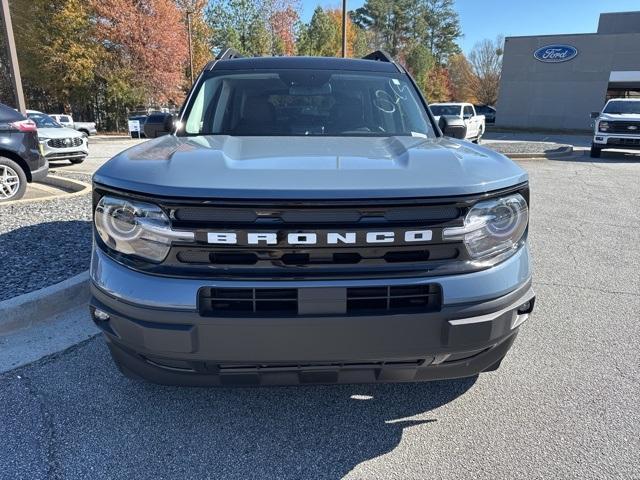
[264,0,300,55]
[469,36,504,105]
[448,53,476,102]
[92,0,188,105]
[177,0,213,79]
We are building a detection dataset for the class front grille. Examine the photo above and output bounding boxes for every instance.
[198,284,442,317]
[160,200,472,279]
[608,137,640,146]
[94,183,529,279]
[606,121,640,134]
[47,137,83,148]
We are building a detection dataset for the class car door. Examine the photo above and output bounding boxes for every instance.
[463,105,477,138]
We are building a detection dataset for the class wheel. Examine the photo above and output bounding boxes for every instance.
[0,157,28,202]
[69,157,85,164]
[79,130,89,137]
[590,145,602,158]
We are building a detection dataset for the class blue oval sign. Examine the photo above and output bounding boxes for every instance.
[533,44,578,63]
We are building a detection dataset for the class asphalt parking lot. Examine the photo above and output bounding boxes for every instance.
[1,143,639,479]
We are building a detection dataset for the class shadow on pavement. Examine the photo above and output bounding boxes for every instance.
[4,339,477,479]
[548,149,640,164]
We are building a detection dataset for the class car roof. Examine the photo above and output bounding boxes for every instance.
[607,98,640,102]
[430,102,467,106]
[0,103,26,122]
[210,56,401,73]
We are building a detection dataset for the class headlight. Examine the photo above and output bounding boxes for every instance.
[443,193,528,259]
[95,196,194,262]
[598,121,610,132]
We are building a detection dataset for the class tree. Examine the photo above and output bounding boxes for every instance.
[412,0,461,65]
[177,0,214,79]
[264,0,301,55]
[469,36,504,105]
[206,0,270,56]
[448,53,476,102]
[92,0,188,105]
[297,7,337,57]
[351,0,414,56]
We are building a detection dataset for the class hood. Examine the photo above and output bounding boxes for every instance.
[94,135,528,199]
[37,127,84,139]
[599,113,640,121]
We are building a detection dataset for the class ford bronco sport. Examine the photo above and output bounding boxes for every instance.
[90,50,534,386]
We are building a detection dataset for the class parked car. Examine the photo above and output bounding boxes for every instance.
[590,98,640,158]
[0,103,48,202]
[27,110,88,164]
[142,112,174,138]
[474,105,496,123]
[90,51,534,386]
[430,102,486,143]
[49,114,98,137]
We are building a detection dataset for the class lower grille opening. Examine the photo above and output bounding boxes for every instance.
[346,284,442,314]
[200,288,298,317]
[199,284,442,317]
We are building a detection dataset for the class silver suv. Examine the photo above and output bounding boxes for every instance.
[90,51,534,386]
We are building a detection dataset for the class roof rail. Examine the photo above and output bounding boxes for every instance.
[216,48,244,61]
[362,50,402,72]
[205,47,245,71]
[362,50,394,63]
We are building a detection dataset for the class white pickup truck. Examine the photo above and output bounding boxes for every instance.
[590,98,640,158]
[49,114,97,137]
[429,102,485,143]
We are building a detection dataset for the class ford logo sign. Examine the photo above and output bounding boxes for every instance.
[533,44,578,63]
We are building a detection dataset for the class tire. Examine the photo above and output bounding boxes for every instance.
[70,157,85,164]
[590,145,602,158]
[79,130,89,137]
[0,157,28,202]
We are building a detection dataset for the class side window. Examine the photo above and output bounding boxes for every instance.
[463,106,474,117]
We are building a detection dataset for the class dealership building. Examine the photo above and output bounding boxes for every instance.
[496,11,640,131]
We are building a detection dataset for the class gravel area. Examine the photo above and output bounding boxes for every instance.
[484,140,571,155]
[0,172,93,301]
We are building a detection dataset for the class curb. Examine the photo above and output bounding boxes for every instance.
[0,175,91,207]
[0,271,90,335]
[91,135,141,142]
[503,145,574,159]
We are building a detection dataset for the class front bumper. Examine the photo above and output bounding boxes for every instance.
[90,246,534,385]
[593,134,640,150]
[41,140,88,161]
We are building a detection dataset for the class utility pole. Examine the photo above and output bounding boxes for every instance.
[186,10,194,84]
[1,0,25,113]
[341,0,347,58]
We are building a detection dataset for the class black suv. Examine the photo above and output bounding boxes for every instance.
[0,103,48,201]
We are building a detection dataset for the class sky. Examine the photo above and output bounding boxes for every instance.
[300,0,640,54]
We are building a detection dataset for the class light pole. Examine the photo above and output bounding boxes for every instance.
[186,10,194,84]
[1,0,25,112]
[341,0,347,58]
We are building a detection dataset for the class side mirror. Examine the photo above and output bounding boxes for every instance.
[163,113,175,133]
[438,115,467,139]
[463,114,472,120]
[590,111,600,119]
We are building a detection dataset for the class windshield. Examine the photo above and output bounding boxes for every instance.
[429,105,462,116]
[28,113,62,128]
[603,101,640,115]
[181,70,435,137]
